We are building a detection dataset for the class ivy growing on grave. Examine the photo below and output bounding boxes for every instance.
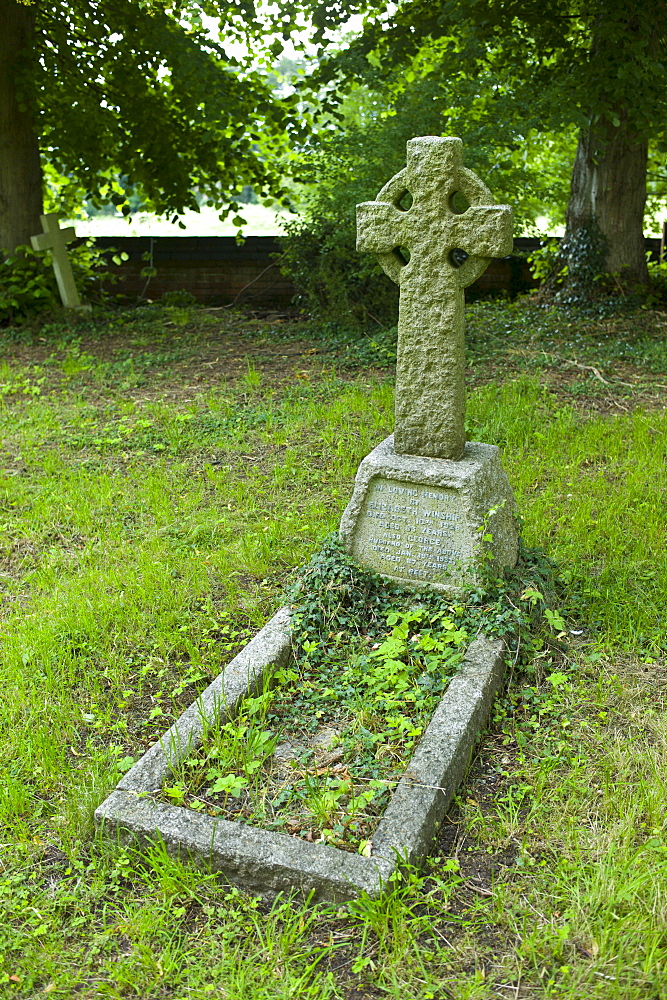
[160,535,562,852]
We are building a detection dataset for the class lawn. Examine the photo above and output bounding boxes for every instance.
[1,297,666,998]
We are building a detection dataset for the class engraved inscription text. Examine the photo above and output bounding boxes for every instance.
[351,477,470,582]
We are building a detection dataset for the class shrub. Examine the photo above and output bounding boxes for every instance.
[0,240,124,324]
[280,212,398,328]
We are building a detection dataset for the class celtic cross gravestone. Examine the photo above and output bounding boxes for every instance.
[31,213,88,311]
[94,137,520,893]
[357,136,513,460]
[340,137,518,592]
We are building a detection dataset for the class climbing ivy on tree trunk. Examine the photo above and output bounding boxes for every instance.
[565,121,648,284]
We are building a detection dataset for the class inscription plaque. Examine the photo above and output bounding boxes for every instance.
[351,477,471,584]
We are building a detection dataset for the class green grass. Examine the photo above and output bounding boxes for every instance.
[468,378,667,652]
[0,299,666,997]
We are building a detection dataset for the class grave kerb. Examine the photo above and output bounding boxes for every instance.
[95,607,505,902]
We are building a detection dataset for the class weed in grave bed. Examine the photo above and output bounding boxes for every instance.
[161,536,560,851]
[165,691,279,809]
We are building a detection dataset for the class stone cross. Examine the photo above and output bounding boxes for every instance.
[357,136,513,461]
[30,213,84,310]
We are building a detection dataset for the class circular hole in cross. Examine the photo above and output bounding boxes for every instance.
[395,190,413,212]
[449,190,471,215]
[393,246,411,265]
[449,248,469,268]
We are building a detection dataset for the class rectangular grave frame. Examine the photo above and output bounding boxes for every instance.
[95,607,505,903]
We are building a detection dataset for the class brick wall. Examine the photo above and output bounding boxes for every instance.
[95,235,294,306]
[94,235,663,307]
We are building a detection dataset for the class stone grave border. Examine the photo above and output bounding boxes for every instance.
[95,607,506,903]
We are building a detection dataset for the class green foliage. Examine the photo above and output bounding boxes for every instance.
[298,772,380,833]
[527,221,619,314]
[0,246,58,321]
[526,239,561,285]
[284,0,667,148]
[287,536,473,737]
[646,149,667,230]
[0,302,665,994]
[279,212,399,327]
[17,2,300,225]
[160,289,199,308]
[166,693,278,806]
[163,534,558,849]
[274,0,667,301]
[554,220,611,312]
[530,228,667,314]
[646,257,667,308]
[0,241,120,323]
[279,75,575,325]
[285,533,557,727]
[296,320,399,367]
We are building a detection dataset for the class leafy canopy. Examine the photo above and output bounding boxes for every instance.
[276,55,576,326]
[273,0,667,145]
[20,0,304,219]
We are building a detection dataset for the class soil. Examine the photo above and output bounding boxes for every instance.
[4,303,665,415]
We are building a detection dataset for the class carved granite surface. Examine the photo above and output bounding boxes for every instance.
[357,136,513,460]
[339,435,518,592]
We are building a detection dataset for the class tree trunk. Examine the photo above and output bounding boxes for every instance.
[564,120,648,286]
[0,1,43,253]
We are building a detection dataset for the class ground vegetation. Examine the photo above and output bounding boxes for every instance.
[0,297,665,996]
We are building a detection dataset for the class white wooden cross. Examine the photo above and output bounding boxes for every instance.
[357,137,513,460]
[30,213,86,310]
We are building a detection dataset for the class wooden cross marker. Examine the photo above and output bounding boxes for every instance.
[30,213,86,310]
[357,137,513,460]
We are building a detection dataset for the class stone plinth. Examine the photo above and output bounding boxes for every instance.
[339,436,518,593]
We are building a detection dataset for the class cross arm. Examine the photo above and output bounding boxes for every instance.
[356,201,407,254]
[451,205,513,258]
[31,226,77,252]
